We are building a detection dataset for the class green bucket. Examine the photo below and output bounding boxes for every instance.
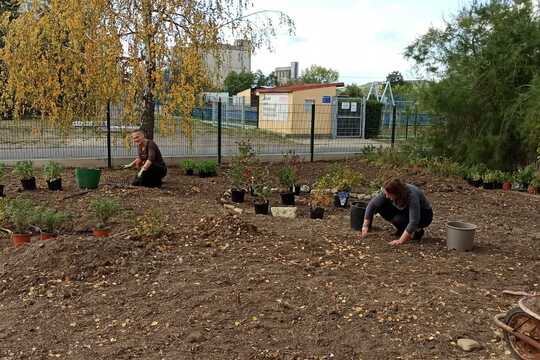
[75,168,101,189]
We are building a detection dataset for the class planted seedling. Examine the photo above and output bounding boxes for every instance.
[43,161,64,191]
[5,197,35,246]
[515,165,536,190]
[180,160,195,176]
[14,160,36,190]
[33,208,70,240]
[278,165,296,206]
[90,198,122,237]
[482,170,499,190]
[196,160,218,178]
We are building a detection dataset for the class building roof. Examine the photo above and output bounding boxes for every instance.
[258,82,345,94]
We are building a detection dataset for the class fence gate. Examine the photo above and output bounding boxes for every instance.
[332,98,365,138]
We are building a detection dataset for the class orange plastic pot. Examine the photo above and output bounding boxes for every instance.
[502,181,512,192]
[40,233,56,241]
[92,228,111,238]
[528,185,538,195]
[11,233,31,247]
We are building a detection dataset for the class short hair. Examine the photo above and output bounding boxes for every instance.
[131,129,146,137]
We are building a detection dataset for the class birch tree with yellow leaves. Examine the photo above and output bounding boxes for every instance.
[1,0,294,139]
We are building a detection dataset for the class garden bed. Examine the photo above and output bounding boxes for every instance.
[0,159,539,359]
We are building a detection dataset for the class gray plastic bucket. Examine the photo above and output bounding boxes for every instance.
[447,221,477,251]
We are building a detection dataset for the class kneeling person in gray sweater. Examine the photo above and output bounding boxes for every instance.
[361,178,433,246]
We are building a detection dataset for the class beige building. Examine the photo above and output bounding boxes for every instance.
[257,83,344,136]
[204,40,251,87]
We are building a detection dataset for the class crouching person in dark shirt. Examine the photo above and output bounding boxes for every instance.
[360,178,433,246]
[124,129,167,188]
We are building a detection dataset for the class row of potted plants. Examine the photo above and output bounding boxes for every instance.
[463,164,540,194]
[0,161,104,196]
[180,159,218,178]
[1,196,122,247]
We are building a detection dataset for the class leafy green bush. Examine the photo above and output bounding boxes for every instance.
[43,161,63,181]
[196,160,218,176]
[90,198,122,229]
[278,166,296,189]
[515,165,536,186]
[13,160,34,180]
[5,197,35,234]
[33,208,70,234]
[314,164,361,192]
[180,160,195,172]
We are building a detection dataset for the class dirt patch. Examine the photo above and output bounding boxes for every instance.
[0,159,539,359]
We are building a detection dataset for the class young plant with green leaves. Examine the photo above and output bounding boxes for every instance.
[5,197,35,234]
[515,165,536,186]
[33,208,70,234]
[43,161,63,181]
[278,166,296,191]
[180,160,195,172]
[13,160,34,180]
[90,198,122,230]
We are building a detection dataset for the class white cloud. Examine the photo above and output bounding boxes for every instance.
[250,0,461,84]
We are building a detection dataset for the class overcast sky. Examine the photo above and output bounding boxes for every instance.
[250,0,466,84]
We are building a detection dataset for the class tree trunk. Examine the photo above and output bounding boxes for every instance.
[141,0,155,140]
[141,93,155,140]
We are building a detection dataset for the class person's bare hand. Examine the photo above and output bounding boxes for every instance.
[389,238,407,246]
[360,226,369,238]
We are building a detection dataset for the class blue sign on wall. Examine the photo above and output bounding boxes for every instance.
[322,96,331,104]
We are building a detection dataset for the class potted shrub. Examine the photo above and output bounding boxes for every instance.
[481,170,498,190]
[14,160,36,191]
[283,151,302,195]
[90,198,122,237]
[33,208,70,240]
[0,163,5,197]
[75,167,101,189]
[528,176,540,195]
[469,169,483,188]
[181,160,196,176]
[43,161,63,191]
[278,165,296,206]
[252,184,272,215]
[515,165,536,191]
[309,190,332,219]
[5,197,35,247]
[196,160,218,178]
[328,164,361,208]
[502,173,513,191]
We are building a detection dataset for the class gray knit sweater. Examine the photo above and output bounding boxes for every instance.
[364,184,432,233]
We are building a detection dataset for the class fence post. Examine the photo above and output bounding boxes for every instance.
[405,110,409,140]
[310,103,315,162]
[106,100,112,169]
[218,99,222,165]
[391,104,397,148]
[414,104,418,137]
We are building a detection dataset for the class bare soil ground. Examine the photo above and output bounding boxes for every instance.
[0,159,539,359]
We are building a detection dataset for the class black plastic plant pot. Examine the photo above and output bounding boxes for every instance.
[0,185,4,197]
[471,179,483,188]
[47,178,63,191]
[494,182,503,190]
[21,177,36,191]
[483,182,495,190]
[254,200,269,215]
[334,191,350,208]
[185,169,194,176]
[351,202,367,231]
[280,192,295,206]
[231,189,246,203]
[293,184,301,196]
[310,207,325,219]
